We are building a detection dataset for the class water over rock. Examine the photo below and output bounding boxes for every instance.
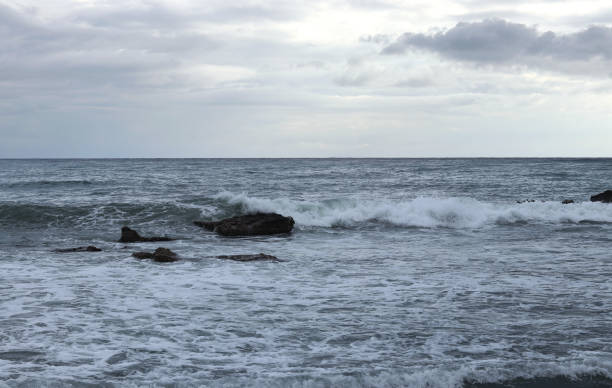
[194,212,295,236]
[119,226,173,243]
[561,199,575,204]
[132,247,179,262]
[216,253,280,262]
[54,246,102,253]
[590,190,612,203]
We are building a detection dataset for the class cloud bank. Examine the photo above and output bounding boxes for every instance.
[384,19,612,75]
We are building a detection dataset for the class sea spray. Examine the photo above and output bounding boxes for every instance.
[212,191,612,228]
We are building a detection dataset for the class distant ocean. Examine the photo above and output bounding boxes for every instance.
[1,158,611,388]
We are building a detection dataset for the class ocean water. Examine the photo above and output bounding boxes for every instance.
[0,158,611,388]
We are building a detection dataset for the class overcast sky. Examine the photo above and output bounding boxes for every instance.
[2,0,611,157]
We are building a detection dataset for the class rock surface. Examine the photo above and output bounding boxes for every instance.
[590,190,612,203]
[132,247,179,262]
[119,226,173,243]
[216,253,280,262]
[54,246,102,253]
[561,199,575,204]
[194,212,295,236]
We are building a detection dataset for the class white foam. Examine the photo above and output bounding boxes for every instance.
[212,191,612,229]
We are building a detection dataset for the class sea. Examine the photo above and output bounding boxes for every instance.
[0,158,611,388]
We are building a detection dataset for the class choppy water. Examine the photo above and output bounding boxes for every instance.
[1,158,611,388]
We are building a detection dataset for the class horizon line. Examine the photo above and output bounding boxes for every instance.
[0,156,611,160]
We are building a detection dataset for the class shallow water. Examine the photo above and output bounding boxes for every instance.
[1,158,611,387]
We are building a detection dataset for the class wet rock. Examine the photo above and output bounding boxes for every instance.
[119,227,173,243]
[561,199,575,204]
[216,253,280,262]
[194,213,294,236]
[132,247,179,262]
[54,246,102,253]
[132,251,154,260]
[590,190,612,203]
[516,199,537,204]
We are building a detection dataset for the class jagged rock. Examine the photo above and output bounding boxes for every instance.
[54,246,102,253]
[216,253,280,262]
[132,247,179,262]
[590,190,612,203]
[194,213,294,236]
[119,226,173,243]
[561,199,575,204]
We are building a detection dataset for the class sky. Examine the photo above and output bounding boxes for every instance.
[1,0,612,157]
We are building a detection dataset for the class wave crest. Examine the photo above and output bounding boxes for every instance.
[213,192,612,228]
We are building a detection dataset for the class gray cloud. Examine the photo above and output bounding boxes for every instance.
[73,3,301,28]
[383,19,612,75]
[2,1,612,157]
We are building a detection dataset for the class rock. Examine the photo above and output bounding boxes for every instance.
[194,213,295,236]
[516,199,537,204]
[590,190,612,203]
[119,226,173,243]
[132,251,153,259]
[216,253,280,262]
[561,199,575,204]
[132,247,179,262]
[193,221,218,231]
[54,246,102,253]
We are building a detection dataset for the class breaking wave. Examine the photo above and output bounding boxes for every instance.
[3,193,612,230]
[213,191,612,229]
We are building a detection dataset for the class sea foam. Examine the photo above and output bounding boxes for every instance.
[213,191,612,228]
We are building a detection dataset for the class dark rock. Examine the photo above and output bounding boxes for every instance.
[193,221,218,231]
[216,253,280,262]
[132,251,154,260]
[590,190,612,203]
[54,246,102,253]
[561,199,575,204]
[516,199,537,204]
[194,213,295,236]
[132,247,179,262]
[119,226,173,243]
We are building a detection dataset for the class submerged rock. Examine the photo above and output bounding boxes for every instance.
[216,253,280,262]
[119,227,173,243]
[590,190,612,203]
[561,199,575,204]
[132,247,179,262]
[54,246,102,253]
[194,213,295,236]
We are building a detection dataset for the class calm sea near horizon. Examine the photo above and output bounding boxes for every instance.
[1,158,611,387]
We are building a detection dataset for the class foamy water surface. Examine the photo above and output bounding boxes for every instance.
[1,158,611,387]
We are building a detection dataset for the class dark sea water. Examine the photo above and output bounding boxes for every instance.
[1,158,611,388]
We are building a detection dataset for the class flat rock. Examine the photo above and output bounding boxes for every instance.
[54,246,102,253]
[590,190,612,203]
[194,212,294,236]
[132,247,179,262]
[119,226,173,243]
[216,253,280,262]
